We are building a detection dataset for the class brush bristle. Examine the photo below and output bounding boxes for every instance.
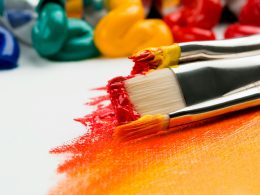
[114,114,169,141]
[125,68,186,116]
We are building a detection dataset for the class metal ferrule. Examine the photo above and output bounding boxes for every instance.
[171,55,260,106]
[168,83,260,128]
[0,0,38,45]
[179,35,260,64]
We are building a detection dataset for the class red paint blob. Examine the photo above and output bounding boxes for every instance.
[131,62,150,75]
[129,50,159,75]
[107,76,140,125]
[163,0,222,30]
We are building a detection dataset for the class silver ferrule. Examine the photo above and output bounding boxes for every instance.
[168,83,260,128]
[171,55,260,106]
[179,35,260,64]
[0,0,38,45]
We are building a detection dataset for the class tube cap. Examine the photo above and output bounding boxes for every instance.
[0,26,20,69]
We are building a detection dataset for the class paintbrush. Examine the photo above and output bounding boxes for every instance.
[107,55,260,125]
[114,81,260,141]
[130,35,260,74]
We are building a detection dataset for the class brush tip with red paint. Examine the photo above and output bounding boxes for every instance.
[109,56,260,141]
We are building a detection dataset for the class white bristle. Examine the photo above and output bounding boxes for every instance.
[125,68,186,116]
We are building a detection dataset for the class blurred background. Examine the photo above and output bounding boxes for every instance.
[0,0,260,194]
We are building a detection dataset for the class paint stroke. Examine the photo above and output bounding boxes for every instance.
[50,92,260,194]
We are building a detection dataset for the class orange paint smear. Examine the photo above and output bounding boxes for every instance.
[50,91,260,194]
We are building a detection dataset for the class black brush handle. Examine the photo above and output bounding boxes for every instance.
[172,55,260,105]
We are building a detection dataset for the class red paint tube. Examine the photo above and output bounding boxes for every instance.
[239,0,260,26]
[172,25,216,43]
[224,23,260,39]
[163,0,223,30]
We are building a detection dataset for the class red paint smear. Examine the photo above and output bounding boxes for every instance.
[131,62,151,75]
[107,76,140,124]
[86,95,109,106]
[92,86,107,91]
[50,94,117,173]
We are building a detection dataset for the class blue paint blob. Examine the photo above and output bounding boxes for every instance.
[0,26,20,70]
